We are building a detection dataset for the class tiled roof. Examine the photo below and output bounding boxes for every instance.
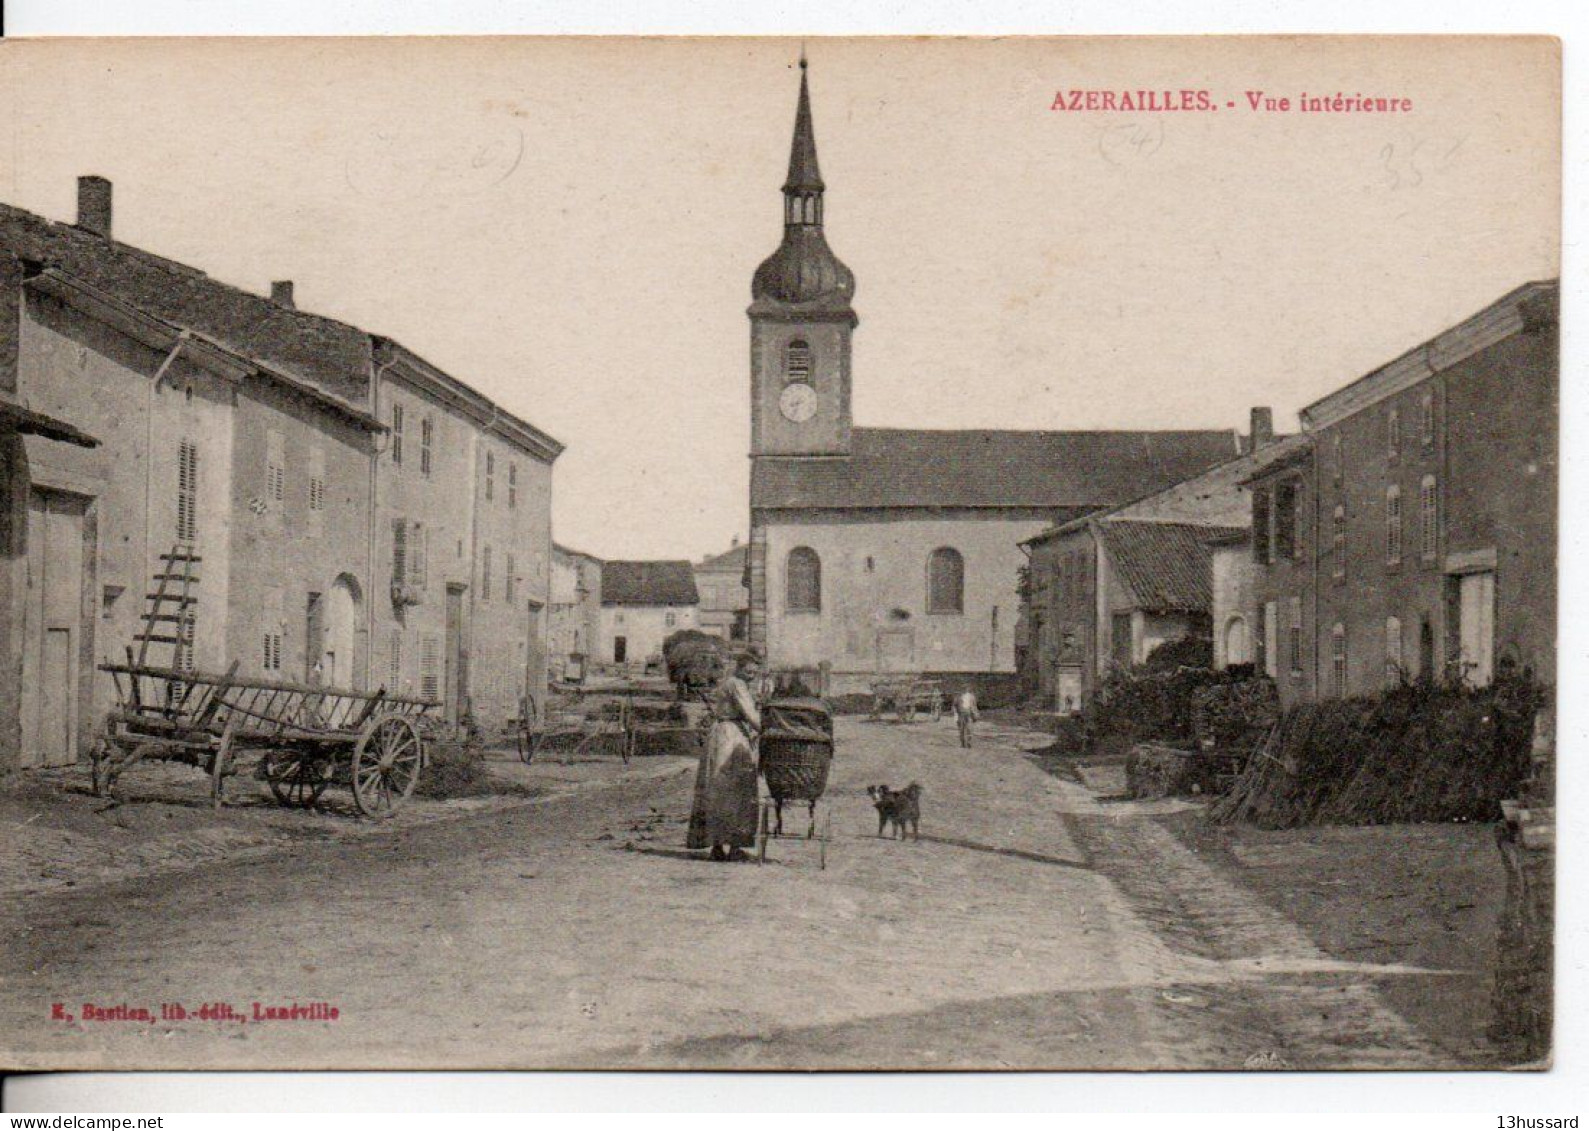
[751,427,1239,510]
[696,543,748,572]
[601,560,700,607]
[1095,520,1245,614]
[0,202,371,406]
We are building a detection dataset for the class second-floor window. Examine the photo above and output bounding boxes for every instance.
[506,554,515,603]
[1252,489,1272,565]
[1386,484,1403,566]
[508,462,518,509]
[307,446,326,538]
[420,417,433,477]
[1274,479,1299,561]
[1332,623,1347,697]
[485,451,495,501]
[1419,391,1435,449]
[265,429,285,506]
[1420,475,1438,562]
[176,438,199,543]
[391,403,404,464]
[1387,406,1401,462]
[1331,505,1346,581]
[481,545,493,601]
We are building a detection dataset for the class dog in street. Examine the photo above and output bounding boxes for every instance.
[866,783,923,841]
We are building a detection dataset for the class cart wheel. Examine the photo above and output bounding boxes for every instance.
[264,750,332,809]
[209,714,242,809]
[351,713,423,818]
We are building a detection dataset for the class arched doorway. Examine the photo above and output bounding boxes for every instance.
[324,574,363,690]
[1224,615,1250,667]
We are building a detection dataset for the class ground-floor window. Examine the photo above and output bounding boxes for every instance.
[1331,623,1347,697]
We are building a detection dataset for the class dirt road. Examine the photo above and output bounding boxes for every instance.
[0,717,1488,1069]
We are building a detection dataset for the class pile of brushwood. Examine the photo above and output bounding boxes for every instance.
[1090,663,1249,747]
[1191,669,1279,752]
[1209,668,1546,828]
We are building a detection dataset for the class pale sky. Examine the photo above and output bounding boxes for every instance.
[0,37,1559,560]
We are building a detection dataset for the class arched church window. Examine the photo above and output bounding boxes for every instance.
[786,546,821,612]
[785,339,812,383]
[927,547,965,615]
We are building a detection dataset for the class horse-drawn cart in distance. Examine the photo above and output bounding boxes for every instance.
[93,660,439,817]
[517,678,701,765]
[867,676,944,724]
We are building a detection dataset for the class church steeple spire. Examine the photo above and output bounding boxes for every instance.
[751,57,855,315]
[783,56,825,204]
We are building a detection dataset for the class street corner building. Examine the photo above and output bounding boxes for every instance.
[743,63,1241,701]
[598,559,700,668]
[0,175,564,774]
[1243,280,1558,707]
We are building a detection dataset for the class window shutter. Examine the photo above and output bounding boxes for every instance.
[392,519,408,586]
[1252,490,1271,564]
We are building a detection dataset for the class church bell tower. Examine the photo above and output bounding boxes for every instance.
[749,58,857,458]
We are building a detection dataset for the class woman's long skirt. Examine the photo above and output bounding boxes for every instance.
[686,720,759,850]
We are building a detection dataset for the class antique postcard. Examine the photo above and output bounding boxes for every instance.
[0,35,1560,1071]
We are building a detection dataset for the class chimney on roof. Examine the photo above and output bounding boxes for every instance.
[76,176,112,239]
[270,280,295,309]
[1249,406,1275,451]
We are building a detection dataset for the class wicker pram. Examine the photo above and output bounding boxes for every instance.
[757,696,834,840]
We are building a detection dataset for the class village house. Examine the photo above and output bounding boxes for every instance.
[599,561,699,669]
[1020,411,1298,712]
[370,340,561,729]
[745,65,1240,699]
[549,543,603,682]
[1246,280,1558,708]
[0,175,562,770]
[694,539,749,642]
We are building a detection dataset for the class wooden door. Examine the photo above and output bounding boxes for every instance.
[22,489,88,767]
[445,585,465,723]
[1458,571,1495,687]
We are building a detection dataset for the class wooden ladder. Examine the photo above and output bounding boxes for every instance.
[134,543,201,715]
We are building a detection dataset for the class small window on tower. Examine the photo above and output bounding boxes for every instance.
[785,339,812,383]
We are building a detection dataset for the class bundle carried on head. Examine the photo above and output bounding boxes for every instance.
[662,629,728,693]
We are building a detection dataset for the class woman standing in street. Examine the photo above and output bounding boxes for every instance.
[687,652,763,861]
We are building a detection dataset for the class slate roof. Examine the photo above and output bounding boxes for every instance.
[1094,520,1245,614]
[751,427,1239,510]
[601,561,700,607]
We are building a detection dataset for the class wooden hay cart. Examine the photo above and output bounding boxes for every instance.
[756,695,836,868]
[867,676,944,723]
[92,661,439,817]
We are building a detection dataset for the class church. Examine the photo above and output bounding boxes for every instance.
[745,63,1244,699]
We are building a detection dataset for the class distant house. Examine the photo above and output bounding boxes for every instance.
[599,560,700,667]
[549,544,602,680]
[694,540,749,642]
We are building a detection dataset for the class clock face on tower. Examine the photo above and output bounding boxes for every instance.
[779,382,817,423]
